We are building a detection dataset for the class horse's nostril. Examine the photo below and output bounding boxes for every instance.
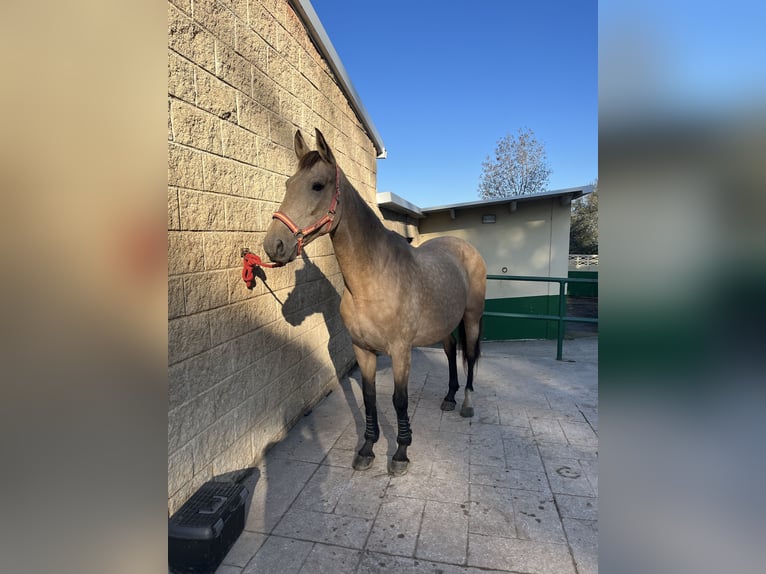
[275,238,284,257]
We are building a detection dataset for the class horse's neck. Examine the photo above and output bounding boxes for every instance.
[330,178,391,293]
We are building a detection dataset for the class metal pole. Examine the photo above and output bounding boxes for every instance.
[557,280,566,360]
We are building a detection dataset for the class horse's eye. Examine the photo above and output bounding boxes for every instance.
[312,182,324,191]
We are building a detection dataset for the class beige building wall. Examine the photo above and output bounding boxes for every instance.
[167,0,378,513]
[417,199,571,300]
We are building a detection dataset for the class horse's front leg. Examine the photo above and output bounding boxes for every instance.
[390,347,413,476]
[353,344,379,470]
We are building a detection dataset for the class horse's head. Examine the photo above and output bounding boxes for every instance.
[263,128,341,264]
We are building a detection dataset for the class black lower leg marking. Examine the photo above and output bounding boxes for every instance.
[396,416,412,445]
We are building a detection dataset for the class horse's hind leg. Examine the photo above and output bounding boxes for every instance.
[352,345,379,471]
[460,314,482,418]
[390,347,413,476]
[440,333,459,411]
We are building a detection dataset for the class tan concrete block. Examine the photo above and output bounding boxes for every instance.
[270,111,294,148]
[183,270,229,313]
[267,48,294,93]
[237,94,270,137]
[202,153,241,195]
[168,143,204,190]
[168,187,180,230]
[178,189,226,230]
[248,0,278,47]
[193,0,236,48]
[168,4,216,75]
[225,196,262,232]
[168,312,211,364]
[168,231,205,275]
[212,432,253,477]
[201,230,263,270]
[170,99,223,154]
[195,67,238,121]
[219,0,248,21]
[168,50,196,102]
[169,341,236,410]
[168,444,194,497]
[168,276,185,319]
[252,66,280,113]
[220,121,259,165]
[215,41,252,95]
[235,20,268,72]
[168,0,191,15]
[240,164,275,201]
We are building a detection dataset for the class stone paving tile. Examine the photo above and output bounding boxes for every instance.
[272,508,373,549]
[511,490,567,544]
[467,484,515,538]
[542,458,596,497]
[215,565,241,574]
[559,420,599,446]
[470,464,550,492]
[537,441,598,462]
[503,437,546,472]
[579,457,599,494]
[366,495,425,556]
[468,434,506,468]
[467,533,576,574]
[555,493,598,521]
[241,536,313,574]
[245,459,318,533]
[387,471,469,504]
[221,531,267,567]
[334,471,390,519]
[415,500,469,565]
[322,445,358,468]
[292,464,355,513]
[529,417,568,444]
[562,518,598,574]
[298,543,362,574]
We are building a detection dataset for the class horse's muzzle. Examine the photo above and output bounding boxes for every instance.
[263,221,298,264]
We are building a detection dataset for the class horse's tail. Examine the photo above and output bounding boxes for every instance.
[457,316,482,371]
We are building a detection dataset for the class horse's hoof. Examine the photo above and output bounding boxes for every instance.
[353,454,375,471]
[441,399,456,411]
[460,405,474,418]
[389,459,409,476]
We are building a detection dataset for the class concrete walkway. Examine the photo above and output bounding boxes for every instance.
[216,337,598,574]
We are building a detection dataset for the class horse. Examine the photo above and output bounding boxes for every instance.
[263,128,487,475]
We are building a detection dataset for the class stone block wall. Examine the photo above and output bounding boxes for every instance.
[168,0,378,513]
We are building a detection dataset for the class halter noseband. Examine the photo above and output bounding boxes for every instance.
[271,164,340,257]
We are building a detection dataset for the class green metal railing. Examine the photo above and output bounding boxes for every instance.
[484,274,598,360]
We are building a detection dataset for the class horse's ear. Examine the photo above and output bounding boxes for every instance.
[294,130,310,160]
[315,128,336,165]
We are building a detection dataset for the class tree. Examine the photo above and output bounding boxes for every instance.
[569,181,598,254]
[478,128,552,199]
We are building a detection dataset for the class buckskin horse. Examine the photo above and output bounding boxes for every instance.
[263,129,486,475]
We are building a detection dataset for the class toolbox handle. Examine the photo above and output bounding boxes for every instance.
[198,495,226,515]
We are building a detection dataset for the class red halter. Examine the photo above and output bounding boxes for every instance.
[271,164,341,257]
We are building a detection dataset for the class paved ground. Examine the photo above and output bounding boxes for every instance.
[216,336,597,574]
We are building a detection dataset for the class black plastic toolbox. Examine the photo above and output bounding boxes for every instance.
[168,481,248,573]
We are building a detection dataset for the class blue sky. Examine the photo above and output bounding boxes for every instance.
[310,0,598,208]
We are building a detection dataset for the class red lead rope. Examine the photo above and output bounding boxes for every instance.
[241,248,283,289]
